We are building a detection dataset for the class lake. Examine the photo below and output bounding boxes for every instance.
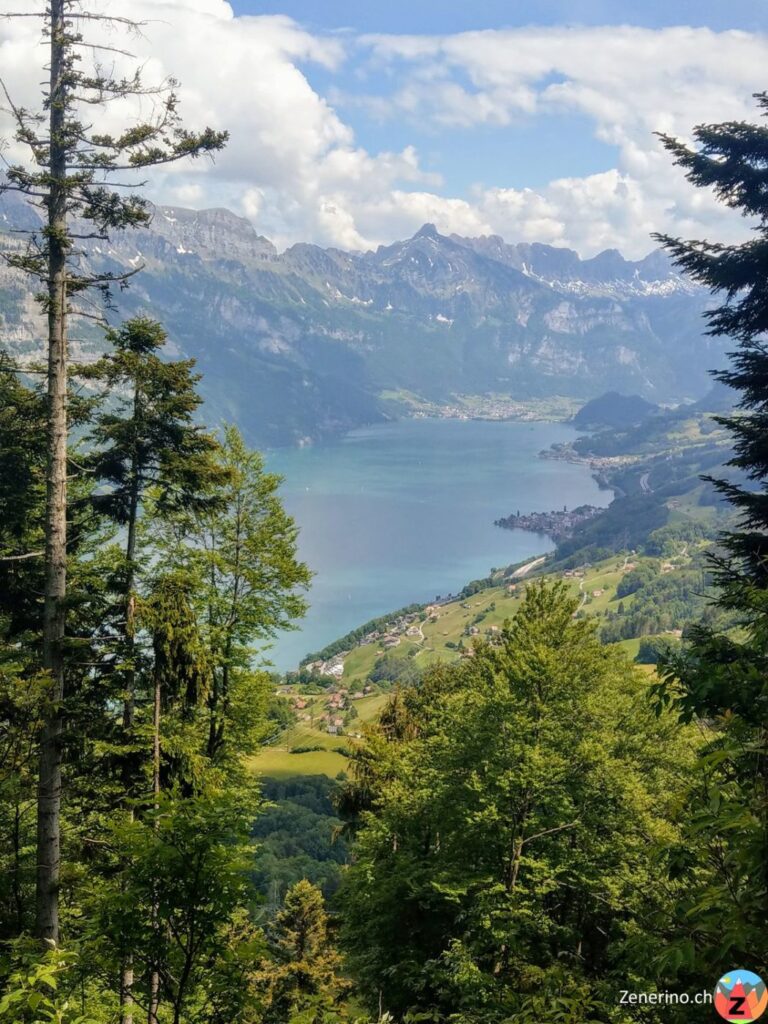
[265,418,607,671]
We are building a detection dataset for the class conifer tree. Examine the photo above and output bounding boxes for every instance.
[84,318,225,1020]
[655,92,768,601]
[264,880,349,1023]
[0,364,47,641]
[654,92,768,976]
[85,317,223,751]
[144,572,210,1023]
[0,0,227,946]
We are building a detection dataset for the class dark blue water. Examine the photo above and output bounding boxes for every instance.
[265,419,606,670]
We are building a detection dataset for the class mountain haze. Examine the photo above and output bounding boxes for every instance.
[0,195,720,446]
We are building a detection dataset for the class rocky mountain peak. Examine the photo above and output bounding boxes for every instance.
[149,204,277,263]
[0,194,716,447]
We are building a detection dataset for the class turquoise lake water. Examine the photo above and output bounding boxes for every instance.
[265,419,608,671]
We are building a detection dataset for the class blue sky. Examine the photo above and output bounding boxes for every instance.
[230,1,763,35]
[225,0,766,199]
[215,1,767,255]
[6,0,765,256]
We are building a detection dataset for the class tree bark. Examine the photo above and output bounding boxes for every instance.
[123,400,141,733]
[120,396,141,1024]
[35,0,68,947]
[12,796,23,935]
[119,960,134,1024]
[148,669,161,1024]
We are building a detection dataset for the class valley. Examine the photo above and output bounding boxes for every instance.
[1,4,763,1017]
[253,393,734,780]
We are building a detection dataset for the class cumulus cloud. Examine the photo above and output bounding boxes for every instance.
[0,0,430,248]
[353,25,768,255]
[1,5,766,255]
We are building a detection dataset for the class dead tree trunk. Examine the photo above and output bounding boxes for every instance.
[147,670,162,1024]
[35,0,68,947]
[120,464,140,1024]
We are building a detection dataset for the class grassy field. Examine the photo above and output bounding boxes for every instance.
[333,548,689,688]
[253,542,699,779]
[250,692,389,779]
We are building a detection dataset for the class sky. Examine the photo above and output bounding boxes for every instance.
[1,0,767,256]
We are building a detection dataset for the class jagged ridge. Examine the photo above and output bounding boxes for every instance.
[0,194,720,446]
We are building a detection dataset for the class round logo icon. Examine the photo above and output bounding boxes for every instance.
[715,971,767,1022]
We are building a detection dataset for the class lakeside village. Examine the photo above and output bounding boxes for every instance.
[411,398,553,422]
[541,441,640,473]
[388,391,581,423]
[495,503,601,540]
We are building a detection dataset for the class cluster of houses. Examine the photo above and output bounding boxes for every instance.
[304,655,346,679]
[326,689,347,715]
[298,600,465,686]
[495,504,601,540]
[303,611,433,679]
[411,396,537,422]
[285,683,376,736]
[365,611,427,652]
[324,682,377,734]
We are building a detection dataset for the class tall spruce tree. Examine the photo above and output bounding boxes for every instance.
[655,92,768,599]
[0,1,227,946]
[85,317,223,746]
[654,92,768,974]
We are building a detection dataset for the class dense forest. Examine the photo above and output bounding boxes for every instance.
[0,4,766,1023]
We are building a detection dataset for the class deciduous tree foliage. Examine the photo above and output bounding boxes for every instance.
[158,426,312,768]
[340,583,697,1022]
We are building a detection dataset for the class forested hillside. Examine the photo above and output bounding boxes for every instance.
[1,5,766,1024]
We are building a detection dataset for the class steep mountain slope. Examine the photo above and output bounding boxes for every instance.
[0,195,720,446]
[572,392,658,430]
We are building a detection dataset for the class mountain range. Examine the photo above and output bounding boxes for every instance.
[0,194,723,446]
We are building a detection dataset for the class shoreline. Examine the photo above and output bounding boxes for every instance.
[270,399,585,451]
[268,418,606,674]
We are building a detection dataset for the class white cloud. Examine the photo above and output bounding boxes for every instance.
[1,7,767,256]
[0,0,423,247]
[354,25,768,255]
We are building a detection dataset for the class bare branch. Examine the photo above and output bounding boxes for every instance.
[521,821,580,847]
